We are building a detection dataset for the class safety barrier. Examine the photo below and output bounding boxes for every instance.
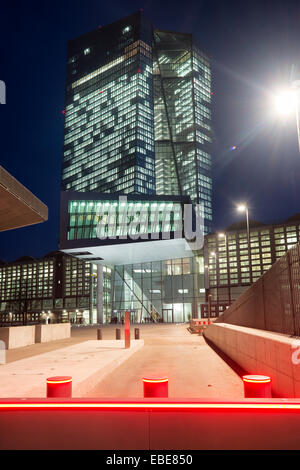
[1,398,300,449]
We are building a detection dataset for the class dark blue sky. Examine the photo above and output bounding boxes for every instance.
[1,0,300,261]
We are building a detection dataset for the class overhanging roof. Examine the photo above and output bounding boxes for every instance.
[0,166,48,231]
[61,238,194,265]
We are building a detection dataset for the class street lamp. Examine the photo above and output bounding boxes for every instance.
[274,83,300,153]
[218,232,227,248]
[218,232,226,239]
[237,203,250,248]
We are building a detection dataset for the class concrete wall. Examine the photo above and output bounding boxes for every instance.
[204,322,300,398]
[2,398,300,449]
[215,243,300,336]
[0,326,35,349]
[35,323,71,343]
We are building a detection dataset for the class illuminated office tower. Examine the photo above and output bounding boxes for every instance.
[62,13,155,195]
[60,12,213,323]
[153,29,212,233]
[61,11,212,231]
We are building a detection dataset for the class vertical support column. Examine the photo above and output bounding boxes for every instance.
[124,310,130,349]
[89,264,94,325]
[208,294,212,322]
[192,257,199,319]
[97,264,104,324]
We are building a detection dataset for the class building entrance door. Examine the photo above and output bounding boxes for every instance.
[162,309,173,323]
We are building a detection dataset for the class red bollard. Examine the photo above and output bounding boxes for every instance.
[46,376,72,398]
[242,375,272,398]
[124,311,130,349]
[143,376,168,398]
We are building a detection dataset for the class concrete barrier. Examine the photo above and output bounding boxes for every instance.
[2,398,300,449]
[35,323,71,343]
[204,322,300,398]
[0,326,35,349]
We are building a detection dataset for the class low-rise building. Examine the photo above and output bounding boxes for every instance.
[203,214,300,315]
[0,251,112,325]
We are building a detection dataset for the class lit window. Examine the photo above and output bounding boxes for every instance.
[84,48,90,55]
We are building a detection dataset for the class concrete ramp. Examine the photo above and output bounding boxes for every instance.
[0,340,144,398]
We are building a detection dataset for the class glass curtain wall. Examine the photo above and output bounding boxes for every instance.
[112,256,205,323]
[153,29,212,233]
[62,29,155,195]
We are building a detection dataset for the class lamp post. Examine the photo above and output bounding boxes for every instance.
[274,83,300,153]
[218,232,227,244]
[218,232,227,255]
[237,203,251,282]
[237,204,250,248]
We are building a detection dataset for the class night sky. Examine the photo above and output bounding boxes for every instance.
[1,0,300,261]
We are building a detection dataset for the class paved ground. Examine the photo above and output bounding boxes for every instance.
[84,324,244,398]
[0,340,144,398]
[3,324,244,398]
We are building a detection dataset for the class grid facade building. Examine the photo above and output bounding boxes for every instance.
[62,13,155,195]
[0,252,112,325]
[204,215,300,311]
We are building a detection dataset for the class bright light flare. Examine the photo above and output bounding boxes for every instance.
[274,90,298,116]
[237,204,247,213]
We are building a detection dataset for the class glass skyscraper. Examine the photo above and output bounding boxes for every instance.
[60,11,212,323]
[61,11,212,228]
[62,13,155,195]
[153,29,212,232]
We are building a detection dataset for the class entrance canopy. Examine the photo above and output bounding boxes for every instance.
[60,191,203,265]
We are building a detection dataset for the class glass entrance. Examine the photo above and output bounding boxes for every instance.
[162,309,173,323]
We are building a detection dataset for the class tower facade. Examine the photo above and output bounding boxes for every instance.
[62,13,155,195]
[61,11,212,231]
[153,29,212,232]
[60,12,212,323]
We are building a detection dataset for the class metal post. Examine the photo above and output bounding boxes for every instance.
[208,294,212,322]
[97,264,103,324]
[97,328,102,340]
[292,80,300,153]
[89,264,94,325]
[246,205,250,249]
[125,310,130,349]
[296,100,300,154]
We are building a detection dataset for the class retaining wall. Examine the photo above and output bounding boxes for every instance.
[0,326,35,349]
[204,322,300,397]
[35,323,71,343]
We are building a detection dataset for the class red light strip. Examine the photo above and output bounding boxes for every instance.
[1,402,300,411]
